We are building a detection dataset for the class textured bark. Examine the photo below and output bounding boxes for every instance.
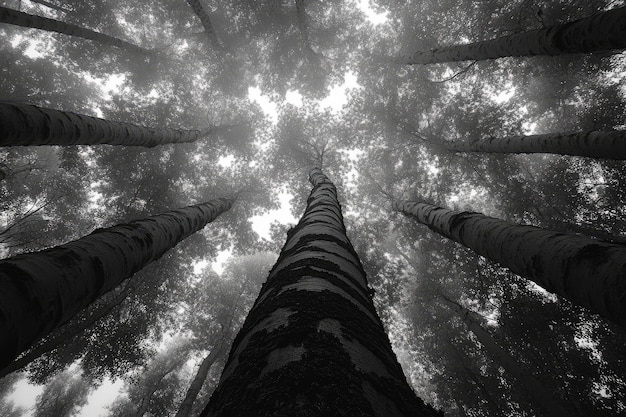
[0,197,234,371]
[441,295,572,417]
[0,272,142,379]
[408,6,626,64]
[0,6,149,55]
[0,102,216,147]
[185,0,224,50]
[201,167,441,416]
[175,343,224,417]
[448,130,626,159]
[393,200,626,327]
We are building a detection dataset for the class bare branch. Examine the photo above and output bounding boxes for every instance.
[429,61,477,83]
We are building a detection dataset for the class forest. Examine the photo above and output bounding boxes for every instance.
[0,0,625,416]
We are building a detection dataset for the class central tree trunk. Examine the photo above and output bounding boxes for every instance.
[201,167,440,416]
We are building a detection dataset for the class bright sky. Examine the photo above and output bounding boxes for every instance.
[246,72,362,245]
[355,0,389,25]
[249,190,298,241]
[248,71,363,124]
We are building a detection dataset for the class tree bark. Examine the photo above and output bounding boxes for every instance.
[447,130,626,160]
[0,271,143,379]
[0,197,234,371]
[185,0,225,51]
[201,167,441,416]
[408,6,626,64]
[27,0,70,14]
[392,200,626,327]
[0,102,216,147]
[175,343,224,417]
[0,6,150,55]
[441,295,572,417]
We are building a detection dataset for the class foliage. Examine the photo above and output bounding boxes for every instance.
[0,0,625,416]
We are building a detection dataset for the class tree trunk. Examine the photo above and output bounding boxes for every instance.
[392,200,626,327]
[0,197,234,371]
[185,0,225,51]
[408,6,626,64]
[0,271,144,379]
[135,358,185,417]
[441,295,572,417]
[0,102,216,147]
[0,6,149,55]
[175,343,224,417]
[27,0,70,14]
[447,130,626,160]
[200,167,441,416]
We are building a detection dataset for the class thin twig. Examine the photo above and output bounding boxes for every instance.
[430,61,477,83]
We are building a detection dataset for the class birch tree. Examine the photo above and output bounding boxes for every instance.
[407,6,626,64]
[0,103,220,147]
[0,196,234,372]
[446,130,626,160]
[185,0,225,51]
[200,167,441,416]
[0,5,150,56]
[392,199,626,327]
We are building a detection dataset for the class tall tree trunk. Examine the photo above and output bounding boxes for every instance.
[0,270,145,379]
[447,130,626,160]
[0,197,234,371]
[408,6,626,64]
[295,0,322,65]
[0,103,217,147]
[185,0,225,51]
[200,167,441,417]
[0,6,150,55]
[392,200,626,327]
[440,294,573,417]
[175,342,224,417]
[27,0,70,14]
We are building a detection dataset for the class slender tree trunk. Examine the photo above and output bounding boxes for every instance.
[441,295,572,417]
[28,0,70,14]
[392,200,626,327]
[447,130,626,159]
[175,343,224,417]
[185,0,225,50]
[135,359,185,417]
[0,271,144,379]
[0,6,150,55]
[200,167,441,417]
[295,0,321,65]
[0,197,234,371]
[408,6,626,64]
[0,102,217,147]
